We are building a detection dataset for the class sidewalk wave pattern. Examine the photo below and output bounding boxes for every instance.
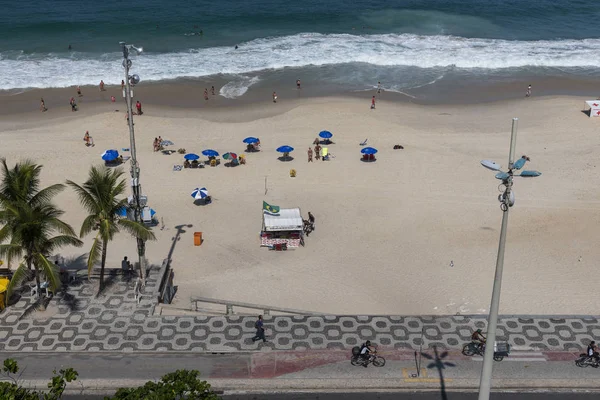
[0,270,598,353]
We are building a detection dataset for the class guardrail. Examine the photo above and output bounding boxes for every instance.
[189,295,324,316]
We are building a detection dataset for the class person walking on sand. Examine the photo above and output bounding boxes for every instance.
[296,79,301,89]
[308,147,313,162]
[377,81,381,94]
[273,91,278,103]
[315,144,321,161]
[211,86,215,96]
[77,85,82,97]
[70,97,77,112]
[121,80,125,91]
[371,96,376,109]
[99,80,105,91]
[526,84,532,97]
[252,315,267,342]
[40,98,47,112]
[308,211,315,229]
[136,100,143,115]
[204,88,209,101]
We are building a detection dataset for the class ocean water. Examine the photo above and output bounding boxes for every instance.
[1,0,599,97]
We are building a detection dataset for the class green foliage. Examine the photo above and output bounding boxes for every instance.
[45,368,78,400]
[1,360,218,400]
[0,159,83,300]
[107,369,220,400]
[0,359,78,400]
[67,166,156,290]
[3,358,19,374]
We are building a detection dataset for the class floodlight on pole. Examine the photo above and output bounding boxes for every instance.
[477,118,541,400]
[120,41,146,287]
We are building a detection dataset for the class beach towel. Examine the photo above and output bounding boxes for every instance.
[173,165,183,171]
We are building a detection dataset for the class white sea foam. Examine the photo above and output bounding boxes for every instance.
[1,33,600,89]
[219,76,260,98]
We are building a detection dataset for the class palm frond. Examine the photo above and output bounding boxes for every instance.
[29,183,65,208]
[66,179,101,214]
[86,234,103,275]
[46,217,78,237]
[0,243,24,266]
[45,235,84,253]
[79,214,98,238]
[5,261,30,300]
[118,219,156,241]
[34,253,61,294]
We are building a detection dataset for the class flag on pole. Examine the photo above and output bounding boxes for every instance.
[263,201,280,214]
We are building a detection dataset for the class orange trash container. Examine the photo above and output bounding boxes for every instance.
[194,232,203,246]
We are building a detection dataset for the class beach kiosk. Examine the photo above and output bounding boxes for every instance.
[584,100,600,117]
[261,207,303,249]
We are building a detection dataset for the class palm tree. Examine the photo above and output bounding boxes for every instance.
[0,159,83,301]
[67,166,156,292]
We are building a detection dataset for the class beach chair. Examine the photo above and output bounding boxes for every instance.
[322,147,330,160]
[360,139,368,146]
[290,169,296,177]
[142,206,156,225]
[210,159,217,167]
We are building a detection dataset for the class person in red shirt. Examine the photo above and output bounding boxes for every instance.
[371,96,376,110]
[136,100,143,115]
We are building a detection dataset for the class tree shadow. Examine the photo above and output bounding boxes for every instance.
[422,345,456,400]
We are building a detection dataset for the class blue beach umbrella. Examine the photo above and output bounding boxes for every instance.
[116,206,128,217]
[276,145,294,153]
[361,147,378,155]
[184,153,200,161]
[319,130,333,139]
[243,137,259,144]
[191,187,209,200]
[202,149,219,157]
[101,149,119,161]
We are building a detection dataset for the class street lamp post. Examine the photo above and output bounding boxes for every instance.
[120,42,146,286]
[478,118,541,399]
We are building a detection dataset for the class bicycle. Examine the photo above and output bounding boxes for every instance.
[350,348,386,367]
[462,341,509,361]
[575,353,600,368]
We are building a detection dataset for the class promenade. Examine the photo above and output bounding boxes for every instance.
[0,269,598,353]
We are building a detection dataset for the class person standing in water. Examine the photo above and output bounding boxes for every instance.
[272,92,278,103]
[99,80,105,91]
[526,84,532,97]
[377,81,382,93]
[296,79,301,89]
[211,86,215,96]
[204,88,209,101]
[40,98,47,112]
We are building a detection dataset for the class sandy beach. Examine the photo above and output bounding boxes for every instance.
[1,87,599,316]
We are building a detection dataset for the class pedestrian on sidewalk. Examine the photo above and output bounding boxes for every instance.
[252,315,267,342]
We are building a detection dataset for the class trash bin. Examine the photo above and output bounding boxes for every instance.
[194,232,202,246]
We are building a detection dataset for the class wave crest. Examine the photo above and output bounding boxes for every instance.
[1,33,600,89]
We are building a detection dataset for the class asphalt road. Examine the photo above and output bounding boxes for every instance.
[64,391,600,399]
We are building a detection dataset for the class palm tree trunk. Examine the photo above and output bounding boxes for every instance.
[99,239,108,291]
[30,259,42,299]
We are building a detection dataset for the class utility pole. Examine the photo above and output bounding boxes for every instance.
[120,42,146,287]
[478,118,541,399]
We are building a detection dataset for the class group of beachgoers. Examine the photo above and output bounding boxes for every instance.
[152,136,164,152]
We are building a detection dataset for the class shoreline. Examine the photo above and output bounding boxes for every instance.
[1,74,599,122]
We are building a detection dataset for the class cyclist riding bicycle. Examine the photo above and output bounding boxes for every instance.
[471,329,486,350]
[587,341,599,362]
[360,340,376,367]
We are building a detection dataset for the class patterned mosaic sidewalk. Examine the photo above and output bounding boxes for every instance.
[0,269,598,352]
